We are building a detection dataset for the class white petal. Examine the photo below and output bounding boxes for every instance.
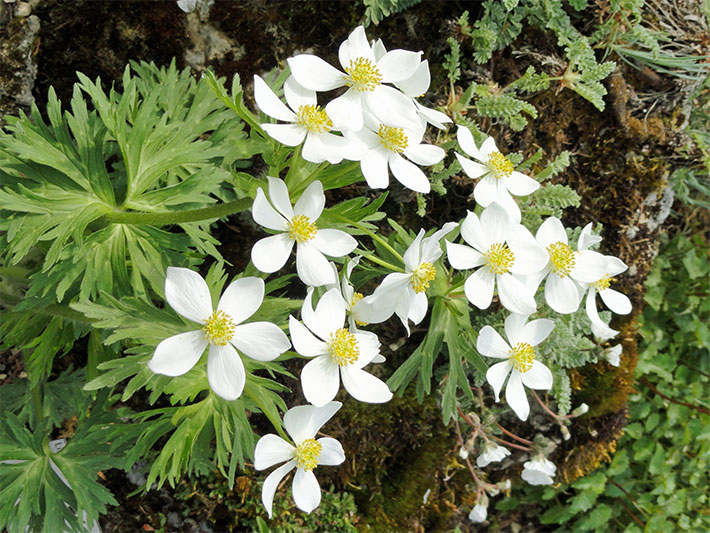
[207,344,246,401]
[419,221,460,263]
[262,123,307,146]
[267,177,295,219]
[297,243,336,287]
[415,103,451,129]
[344,26,375,63]
[254,434,295,470]
[407,291,428,324]
[505,371,530,421]
[283,76,317,111]
[606,256,628,276]
[446,241,485,270]
[165,267,212,323]
[394,59,430,96]
[504,171,539,196]
[302,133,345,165]
[372,38,387,61]
[600,288,632,315]
[544,274,581,314]
[317,437,346,466]
[456,126,481,160]
[477,325,511,358]
[480,203,511,245]
[389,153,431,193]
[506,225,548,274]
[486,361,512,401]
[473,176,498,207]
[586,291,619,340]
[292,468,321,514]
[367,85,420,131]
[340,366,393,403]
[289,315,329,356]
[301,355,341,407]
[149,331,207,376]
[464,267,496,310]
[314,287,347,336]
[218,277,264,325]
[252,188,289,231]
[253,75,297,122]
[261,460,296,518]
[577,223,602,251]
[326,91,363,131]
[378,49,422,83]
[283,401,342,443]
[494,185,522,224]
[498,273,537,315]
[460,210,488,252]
[456,153,489,179]
[520,361,553,390]
[251,234,294,273]
[479,137,498,160]
[351,331,381,369]
[231,322,290,362]
[288,55,345,91]
[504,313,529,345]
[294,180,325,221]
[361,149,390,189]
[571,250,609,283]
[312,229,357,257]
[520,318,555,347]
[536,217,567,247]
[404,143,445,166]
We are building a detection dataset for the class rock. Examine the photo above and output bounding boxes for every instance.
[14,0,30,17]
[0,14,40,123]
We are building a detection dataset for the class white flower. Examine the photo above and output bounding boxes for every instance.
[477,313,554,421]
[148,268,291,401]
[251,178,358,286]
[289,288,392,407]
[446,203,548,314]
[254,402,345,517]
[468,503,488,523]
[360,222,457,334]
[530,217,608,314]
[176,0,196,13]
[604,344,622,367]
[350,120,444,193]
[253,75,359,164]
[455,127,540,223]
[287,26,421,132]
[521,456,556,485]
[476,441,511,468]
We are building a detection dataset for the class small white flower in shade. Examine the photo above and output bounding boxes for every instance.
[476,441,512,468]
[350,121,444,193]
[148,268,291,401]
[253,75,359,164]
[289,288,392,407]
[477,313,554,421]
[372,38,452,129]
[455,127,540,223]
[359,222,458,334]
[468,503,488,523]
[446,203,548,314]
[254,401,345,517]
[251,178,358,287]
[604,344,622,367]
[521,456,557,485]
[528,217,608,314]
[287,26,422,132]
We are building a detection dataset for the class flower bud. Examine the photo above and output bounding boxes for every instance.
[571,403,589,417]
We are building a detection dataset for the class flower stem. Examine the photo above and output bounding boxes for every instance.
[336,215,405,266]
[356,250,404,273]
[495,421,534,445]
[101,198,252,226]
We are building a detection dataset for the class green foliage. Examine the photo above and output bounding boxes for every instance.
[362,0,422,26]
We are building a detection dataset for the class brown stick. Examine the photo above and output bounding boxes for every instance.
[638,377,710,415]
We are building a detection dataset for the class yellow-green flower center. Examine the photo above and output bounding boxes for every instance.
[487,151,514,179]
[296,104,332,133]
[594,275,612,291]
[411,262,436,293]
[202,310,235,346]
[294,438,322,472]
[377,125,408,153]
[328,328,359,367]
[510,342,535,373]
[484,243,515,275]
[547,241,576,277]
[344,57,382,92]
[287,215,318,243]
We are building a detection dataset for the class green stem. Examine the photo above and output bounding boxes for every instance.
[101,198,252,226]
[357,250,404,273]
[335,214,405,265]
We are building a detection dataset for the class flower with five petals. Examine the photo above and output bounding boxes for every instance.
[521,455,556,485]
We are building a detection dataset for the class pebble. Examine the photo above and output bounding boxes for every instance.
[15,1,31,17]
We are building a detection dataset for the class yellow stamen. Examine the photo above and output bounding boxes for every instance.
[411,262,436,293]
[328,328,359,367]
[344,57,382,92]
[547,241,576,277]
[350,292,369,326]
[377,125,408,153]
[294,438,322,472]
[487,151,514,179]
[484,243,515,275]
[594,275,612,291]
[296,104,332,133]
[202,310,235,346]
[287,215,317,243]
[510,342,535,373]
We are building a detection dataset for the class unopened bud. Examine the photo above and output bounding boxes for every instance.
[571,403,589,417]
[497,479,512,491]
[467,412,481,426]
[560,424,571,441]
[458,447,469,460]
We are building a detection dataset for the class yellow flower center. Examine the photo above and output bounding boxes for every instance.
[547,241,576,277]
[202,310,235,346]
[484,243,515,275]
[328,328,359,367]
[411,262,436,294]
[287,215,318,243]
[487,151,514,179]
[377,125,408,153]
[344,57,382,92]
[594,275,612,291]
[296,104,332,133]
[294,438,322,472]
[510,342,535,373]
